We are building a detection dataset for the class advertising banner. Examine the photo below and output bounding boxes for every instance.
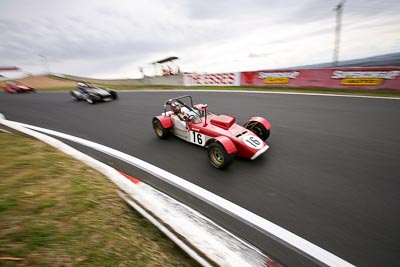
[184,72,240,86]
[241,67,400,90]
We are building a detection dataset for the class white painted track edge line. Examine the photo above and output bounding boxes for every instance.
[130,89,400,100]
[9,120,356,267]
[41,89,399,100]
[118,191,214,267]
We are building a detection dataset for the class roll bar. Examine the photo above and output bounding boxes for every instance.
[163,95,194,113]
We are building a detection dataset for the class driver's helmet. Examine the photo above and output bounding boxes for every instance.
[170,100,182,114]
[77,82,88,88]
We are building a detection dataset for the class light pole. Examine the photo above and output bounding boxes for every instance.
[38,54,50,74]
[333,0,346,67]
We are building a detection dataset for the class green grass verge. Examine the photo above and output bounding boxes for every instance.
[0,132,200,267]
[35,84,400,98]
[39,75,400,98]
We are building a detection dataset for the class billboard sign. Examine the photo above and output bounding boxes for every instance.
[241,67,400,90]
[184,72,240,86]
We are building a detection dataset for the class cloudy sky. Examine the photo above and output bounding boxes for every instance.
[0,0,399,78]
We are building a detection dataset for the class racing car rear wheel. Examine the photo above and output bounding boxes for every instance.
[245,122,270,141]
[208,142,234,169]
[153,119,170,139]
[71,91,81,101]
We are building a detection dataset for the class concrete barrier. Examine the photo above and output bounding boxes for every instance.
[58,74,185,86]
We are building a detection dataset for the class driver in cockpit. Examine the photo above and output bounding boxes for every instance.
[170,100,199,123]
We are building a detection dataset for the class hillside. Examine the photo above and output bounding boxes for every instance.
[0,75,76,88]
[293,52,400,69]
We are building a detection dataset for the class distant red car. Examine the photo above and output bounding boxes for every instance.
[2,81,35,93]
[152,95,271,169]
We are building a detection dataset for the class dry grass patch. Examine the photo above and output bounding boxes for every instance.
[0,132,200,267]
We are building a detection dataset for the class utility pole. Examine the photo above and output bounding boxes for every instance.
[332,0,346,67]
[38,54,50,74]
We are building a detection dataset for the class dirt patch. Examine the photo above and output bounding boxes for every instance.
[0,75,76,88]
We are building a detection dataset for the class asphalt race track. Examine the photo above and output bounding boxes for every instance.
[1,90,399,266]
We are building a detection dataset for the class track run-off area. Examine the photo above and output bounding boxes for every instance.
[1,90,399,266]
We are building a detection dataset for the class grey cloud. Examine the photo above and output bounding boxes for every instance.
[180,0,279,20]
[1,0,398,77]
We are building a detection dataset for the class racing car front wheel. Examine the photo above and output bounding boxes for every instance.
[208,142,234,169]
[86,96,96,104]
[153,119,170,139]
[110,90,118,100]
[245,121,270,141]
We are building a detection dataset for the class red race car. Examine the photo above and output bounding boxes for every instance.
[2,81,35,93]
[152,95,271,169]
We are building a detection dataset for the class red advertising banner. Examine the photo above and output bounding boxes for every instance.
[0,66,20,71]
[184,73,240,86]
[241,67,400,90]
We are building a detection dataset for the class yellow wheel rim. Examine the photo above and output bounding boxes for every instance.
[210,147,224,166]
[155,123,163,136]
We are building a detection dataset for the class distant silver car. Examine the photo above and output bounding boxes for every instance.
[2,81,35,93]
[70,81,118,104]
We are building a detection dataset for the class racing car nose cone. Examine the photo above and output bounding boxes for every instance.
[250,145,269,160]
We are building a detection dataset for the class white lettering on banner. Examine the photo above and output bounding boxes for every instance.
[185,73,240,86]
[331,70,400,80]
[258,71,300,79]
